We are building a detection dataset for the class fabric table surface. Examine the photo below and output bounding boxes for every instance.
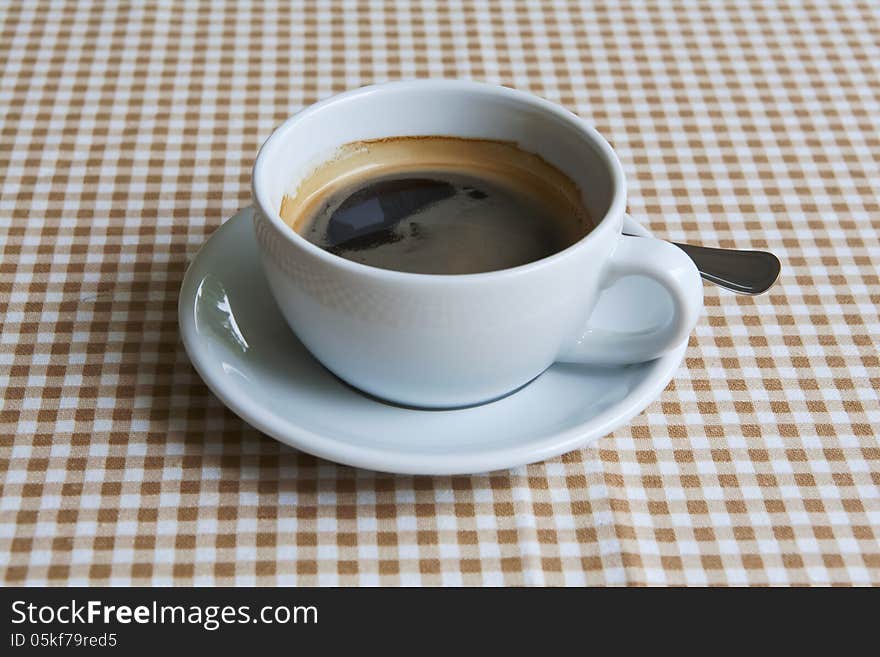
[1,0,878,586]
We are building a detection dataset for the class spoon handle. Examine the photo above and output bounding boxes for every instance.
[623,233,781,295]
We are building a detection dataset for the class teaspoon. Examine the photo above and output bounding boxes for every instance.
[623,233,781,295]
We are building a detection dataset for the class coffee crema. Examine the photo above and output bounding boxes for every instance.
[279,137,593,275]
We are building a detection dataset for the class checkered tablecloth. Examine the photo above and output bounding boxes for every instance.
[2,0,878,586]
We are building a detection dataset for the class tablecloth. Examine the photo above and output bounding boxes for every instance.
[1,0,878,586]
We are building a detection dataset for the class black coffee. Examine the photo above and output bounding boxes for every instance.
[280,137,592,275]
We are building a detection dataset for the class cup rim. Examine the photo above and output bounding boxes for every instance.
[251,79,627,283]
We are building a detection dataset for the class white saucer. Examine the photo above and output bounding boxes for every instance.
[179,208,688,475]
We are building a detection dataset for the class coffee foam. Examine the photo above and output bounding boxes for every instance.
[279,136,593,243]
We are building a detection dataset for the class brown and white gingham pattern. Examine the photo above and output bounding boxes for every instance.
[1,0,878,586]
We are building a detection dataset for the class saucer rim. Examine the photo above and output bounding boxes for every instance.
[179,207,688,475]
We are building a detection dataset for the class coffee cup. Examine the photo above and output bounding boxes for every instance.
[252,80,702,408]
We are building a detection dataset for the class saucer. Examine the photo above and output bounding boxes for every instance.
[179,207,689,475]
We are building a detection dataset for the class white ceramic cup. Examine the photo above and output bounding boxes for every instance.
[252,80,702,408]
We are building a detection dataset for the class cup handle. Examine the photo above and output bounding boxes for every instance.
[557,232,703,365]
